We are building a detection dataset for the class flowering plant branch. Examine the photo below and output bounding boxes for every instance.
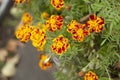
[14,0,120,80]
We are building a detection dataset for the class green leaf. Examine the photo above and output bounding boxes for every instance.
[100,39,107,46]
[99,77,112,80]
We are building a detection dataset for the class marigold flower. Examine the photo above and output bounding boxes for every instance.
[84,71,98,80]
[14,0,25,4]
[30,28,47,51]
[86,14,104,33]
[41,12,50,19]
[51,35,70,55]
[39,54,52,70]
[51,0,64,10]
[73,28,86,42]
[67,20,79,34]
[46,15,63,32]
[22,13,32,24]
[15,25,33,43]
[67,20,89,42]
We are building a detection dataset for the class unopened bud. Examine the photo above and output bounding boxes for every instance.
[78,70,85,77]
[65,5,71,11]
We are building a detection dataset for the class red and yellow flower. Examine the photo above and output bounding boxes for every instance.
[67,20,80,34]
[15,25,33,43]
[51,0,64,10]
[22,13,32,24]
[30,28,47,51]
[73,28,86,42]
[14,0,25,4]
[51,35,70,55]
[86,14,104,33]
[84,71,98,80]
[67,20,89,42]
[39,54,52,70]
[46,15,63,32]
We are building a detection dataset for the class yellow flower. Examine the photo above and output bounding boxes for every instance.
[84,71,98,80]
[67,20,89,42]
[73,28,85,42]
[41,12,50,19]
[51,35,70,55]
[46,15,63,32]
[15,25,33,43]
[51,0,64,10]
[30,28,47,51]
[14,0,25,4]
[86,14,104,33]
[39,54,52,70]
[67,20,81,34]
[22,13,32,24]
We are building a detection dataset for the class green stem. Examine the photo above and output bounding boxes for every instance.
[104,65,112,80]
[88,4,92,14]
[82,58,95,72]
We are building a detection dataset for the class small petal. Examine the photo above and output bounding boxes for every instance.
[51,35,70,55]
[86,14,105,33]
[14,0,25,4]
[51,0,64,10]
[46,15,63,32]
[84,71,98,80]
[39,54,52,70]
[15,25,33,43]
[22,13,32,24]
[30,28,47,51]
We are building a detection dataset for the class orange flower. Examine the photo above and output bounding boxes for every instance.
[39,54,52,70]
[41,12,50,19]
[84,71,98,80]
[73,28,86,42]
[46,15,63,32]
[86,14,104,33]
[15,25,33,43]
[51,35,70,55]
[67,20,89,42]
[51,0,64,10]
[67,20,80,34]
[30,28,47,51]
[14,0,25,4]
[22,13,32,24]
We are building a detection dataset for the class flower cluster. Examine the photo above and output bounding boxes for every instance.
[84,71,98,80]
[67,20,89,42]
[51,0,64,10]
[15,0,105,73]
[22,13,32,25]
[30,28,47,51]
[39,54,52,70]
[14,0,25,4]
[51,35,70,55]
[15,25,33,43]
[16,26,47,51]
[86,14,104,33]
[46,15,63,32]
[67,14,104,42]
[15,12,33,42]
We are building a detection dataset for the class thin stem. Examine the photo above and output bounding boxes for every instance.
[82,58,95,71]
[104,65,112,80]
[88,4,92,14]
